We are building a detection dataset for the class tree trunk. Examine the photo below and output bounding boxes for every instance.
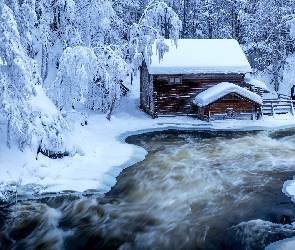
[41,44,49,82]
[106,97,116,121]
[273,63,279,92]
[163,7,169,38]
[182,0,186,38]
[208,5,213,39]
[7,119,11,149]
[231,1,237,39]
[273,28,280,92]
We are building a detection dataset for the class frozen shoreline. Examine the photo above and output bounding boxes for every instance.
[1,71,294,204]
[1,109,295,201]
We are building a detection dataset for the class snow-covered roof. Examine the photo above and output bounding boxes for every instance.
[244,76,269,91]
[194,82,262,107]
[148,39,252,75]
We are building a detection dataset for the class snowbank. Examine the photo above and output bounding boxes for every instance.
[279,55,295,96]
[30,85,59,116]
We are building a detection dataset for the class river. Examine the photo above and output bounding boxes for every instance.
[1,129,295,249]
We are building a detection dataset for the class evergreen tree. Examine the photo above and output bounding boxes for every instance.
[239,0,294,91]
[0,1,70,153]
[49,46,128,114]
[128,0,182,75]
[0,2,39,148]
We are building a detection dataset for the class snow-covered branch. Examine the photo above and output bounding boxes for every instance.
[128,1,182,74]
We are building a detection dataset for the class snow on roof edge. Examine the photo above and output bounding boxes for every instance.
[148,39,252,75]
[194,82,263,107]
[148,66,251,75]
[244,76,269,91]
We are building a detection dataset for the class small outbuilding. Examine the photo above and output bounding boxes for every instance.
[194,82,262,120]
[140,39,263,120]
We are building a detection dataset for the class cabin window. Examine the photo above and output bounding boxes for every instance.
[168,76,182,85]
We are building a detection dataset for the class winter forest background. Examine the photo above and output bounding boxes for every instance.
[1,0,295,153]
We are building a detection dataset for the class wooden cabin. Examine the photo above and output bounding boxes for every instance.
[140,39,265,120]
[193,82,262,120]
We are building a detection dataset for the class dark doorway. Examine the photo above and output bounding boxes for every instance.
[291,85,295,100]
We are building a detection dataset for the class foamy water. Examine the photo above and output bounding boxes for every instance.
[1,129,295,249]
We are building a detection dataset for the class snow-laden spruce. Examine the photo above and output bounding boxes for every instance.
[48,46,128,113]
[0,3,38,149]
[0,3,70,154]
[128,0,182,75]
[47,0,182,116]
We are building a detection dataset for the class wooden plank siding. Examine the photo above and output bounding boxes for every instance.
[153,73,247,117]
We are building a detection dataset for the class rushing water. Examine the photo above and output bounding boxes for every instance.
[1,129,295,250]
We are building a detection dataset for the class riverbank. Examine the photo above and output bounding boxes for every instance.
[1,94,295,202]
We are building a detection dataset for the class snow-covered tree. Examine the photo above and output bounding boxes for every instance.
[0,2,70,154]
[48,45,128,115]
[47,0,181,117]
[111,0,140,26]
[0,2,39,148]
[239,0,294,91]
[128,0,182,75]
[288,15,295,40]
[34,0,55,82]
[48,46,97,110]
[49,0,83,48]
[75,0,116,47]
[15,0,37,57]
[86,46,128,114]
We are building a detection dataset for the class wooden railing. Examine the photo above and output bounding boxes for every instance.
[262,98,295,116]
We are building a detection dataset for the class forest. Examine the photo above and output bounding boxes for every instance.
[1,0,295,152]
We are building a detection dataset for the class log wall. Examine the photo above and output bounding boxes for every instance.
[153,73,246,116]
[140,62,154,117]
